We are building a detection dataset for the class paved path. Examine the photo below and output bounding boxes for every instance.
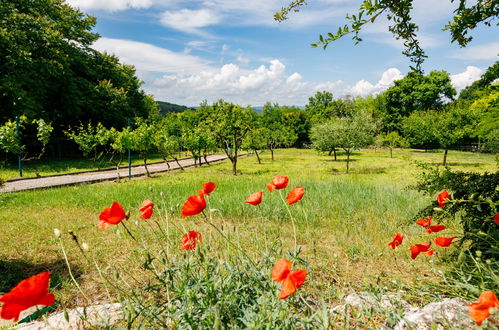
[0,154,229,193]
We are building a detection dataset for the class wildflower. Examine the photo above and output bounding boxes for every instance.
[182,190,206,217]
[388,233,404,249]
[245,192,263,206]
[81,242,89,251]
[416,216,432,228]
[434,236,455,247]
[53,229,61,239]
[181,231,202,250]
[271,259,307,299]
[266,182,275,192]
[139,200,154,219]
[0,272,55,322]
[99,202,126,229]
[286,186,305,205]
[437,190,450,208]
[426,224,445,234]
[410,243,434,259]
[469,291,499,326]
[202,182,216,196]
[272,176,289,189]
[494,214,499,225]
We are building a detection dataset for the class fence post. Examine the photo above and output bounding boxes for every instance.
[16,116,23,177]
[128,119,132,180]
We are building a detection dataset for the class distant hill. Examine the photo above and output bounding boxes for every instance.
[156,101,193,115]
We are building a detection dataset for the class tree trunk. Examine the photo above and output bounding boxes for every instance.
[346,151,350,174]
[333,147,337,161]
[143,153,150,177]
[390,147,393,158]
[203,154,210,165]
[255,150,261,164]
[232,157,237,175]
[270,148,274,161]
[442,149,448,166]
[173,157,184,170]
[328,149,333,156]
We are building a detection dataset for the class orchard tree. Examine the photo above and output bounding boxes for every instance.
[310,121,340,160]
[203,100,253,175]
[65,123,112,169]
[377,131,408,158]
[130,120,156,177]
[22,119,54,176]
[109,127,134,180]
[153,126,184,171]
[402,110,438,150]
[275,1,497,72]
[0,117,25,158]
[242,128,267,164]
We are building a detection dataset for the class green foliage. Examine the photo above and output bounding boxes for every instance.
[310,121,340,154]
[305,91,356,123]
[415,165,498,286]
[32,119,53,147]
[381,71,456,131]
[156,101,191,115]
[275,1,498,71]
[65,123,112,166]
[124,249,322,328]
[0,117,26,155]
[377,132,408,157]
[402,110,438,149]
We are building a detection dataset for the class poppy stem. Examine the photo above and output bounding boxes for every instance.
[393,251,403,274]
[278,190,298,253]
[57,238,92,303]
[120,221,138,242]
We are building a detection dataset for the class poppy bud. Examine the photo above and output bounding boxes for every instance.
[476,250,482,258]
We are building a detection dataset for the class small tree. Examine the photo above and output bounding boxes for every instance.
[22,119,54,176]
[153,128,184,171]
[109,127,134,180]
[130,120,155,177]
[310,121,340,160]
[242,128,267,164]
[65,123,112,169]
[377,131,408,158]
[402,110,438,151]
[0,117,25,160]
[262,124,297,161]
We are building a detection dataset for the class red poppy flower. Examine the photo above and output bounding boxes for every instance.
[410,243,432,259]
[271,259,307,299]
[266,182,275,192]
[245,192,263,206]
[139,200,154,219]
[494,214,499,225]
[286,186,305,205]
[271,176,289,190]
[434,236,455,247]
[416,216,432,228]
[0,272,55,322]
[437,190,450,208]
[202,182,216,196]
[181,190,206,217]
[388,233,404,249]
[181,231,202,250]
[98,202,126,229]
[469,291,499,326]
[426,224,445,234]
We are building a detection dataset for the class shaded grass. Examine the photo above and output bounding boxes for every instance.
[0,148,496,310]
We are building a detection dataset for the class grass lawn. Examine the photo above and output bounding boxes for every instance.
[0,152,193,181]
[0,148,496,325]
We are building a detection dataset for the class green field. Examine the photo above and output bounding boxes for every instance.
[0,148,496,325]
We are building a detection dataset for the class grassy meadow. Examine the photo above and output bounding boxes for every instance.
[0,148,497,323]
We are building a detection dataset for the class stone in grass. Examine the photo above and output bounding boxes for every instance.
[394,298,476,330]
[17,303,122,330]
[331,292,412,313]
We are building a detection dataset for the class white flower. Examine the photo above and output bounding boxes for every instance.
[54,229,61,238]
[82,243,89,251]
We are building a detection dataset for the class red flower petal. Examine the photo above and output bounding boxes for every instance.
[245,192,263,206]
[99,202,126,226]
[494,214,499,225]
[271,259,292,282]
[469,291,499,326]
[0,272,55,322]
[139,200,154,212]
[266,182,275,192]
[286,186,305,205]
[410,245,421,259]
[422,249,435,256]
[181,190,206,217]
[271,176,289,190]
[416,216,432,228]
[181,231,202,250]
[140,206,153,219]
[437,190,450,208]
[202,182,216,196]
[278,269,307,299]
[388,233,404,249]
[426,224,445,233]
[434,236,455,247]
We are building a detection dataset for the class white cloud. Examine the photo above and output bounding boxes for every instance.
[450,42,499,60]
[160,9,220,34]
[66,0,157,11]
[92,37,211,74]
[450,66,483,91]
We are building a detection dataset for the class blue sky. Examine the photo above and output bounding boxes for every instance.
[67,0,498,106]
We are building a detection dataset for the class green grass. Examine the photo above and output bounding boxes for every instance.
[0,148,496,317]
[0,152,192,181]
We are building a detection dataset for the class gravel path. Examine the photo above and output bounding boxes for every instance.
[0,154,229,193]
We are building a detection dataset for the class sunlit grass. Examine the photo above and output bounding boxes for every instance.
[0,148,496,310]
